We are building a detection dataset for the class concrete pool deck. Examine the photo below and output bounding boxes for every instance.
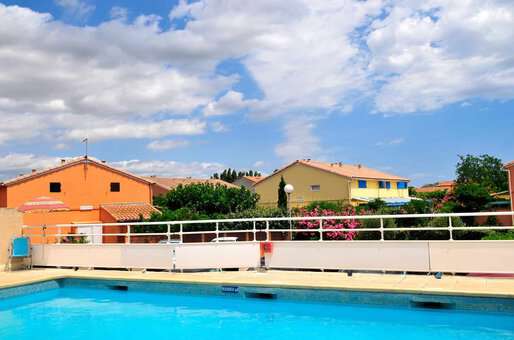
[0,269,513,298]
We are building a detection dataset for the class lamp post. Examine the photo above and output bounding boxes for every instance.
[284,184,294,240]
[284,184,294,214]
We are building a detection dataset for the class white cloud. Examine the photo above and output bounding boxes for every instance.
[0,3,234,144]
[0,154,62,180]
[0,113,46,144]
[112,159,225,178]
[0,153,225,181]
[210,121,229,133]
[110,6,128,20]
[368,0,514,113]
[173,1,383,117]
[275,117,323,162]
[375,137,405,146]
[147,139,190,151]
[54,143,69,150]
[63,118,206,141]
[54,0,95,21]
[253,161,265,168]
[1,0,514,148]
[203,91,256,116]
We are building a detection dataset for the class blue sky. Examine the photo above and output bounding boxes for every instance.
[0,0,512,185]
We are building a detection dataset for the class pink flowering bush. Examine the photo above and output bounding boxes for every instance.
[296,207,360,240]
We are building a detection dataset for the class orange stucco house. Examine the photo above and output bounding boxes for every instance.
[0,156,158,243]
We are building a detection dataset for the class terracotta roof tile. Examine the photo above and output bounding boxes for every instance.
[101,202,159,222]
[0,156,152,186]
[416,180,455,193]
[143,177,238,190]
[242,176,264,184]
[297,160,409,181]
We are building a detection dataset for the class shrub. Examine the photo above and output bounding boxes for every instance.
[219,207,288,231]
[296,207,359,240]
[354,215,397,240]
[416,190,448,201]
[453,183,491,212]
[161,183,259,216]
[305,200,344,212]
[365,198,387,211]
[482,230,514,240]
[135,207,212,233]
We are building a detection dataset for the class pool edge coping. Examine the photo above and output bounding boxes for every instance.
[1,270,514,299]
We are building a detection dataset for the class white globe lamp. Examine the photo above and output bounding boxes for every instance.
[284,184,294,194]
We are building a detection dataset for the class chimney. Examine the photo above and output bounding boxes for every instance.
[31,169,37,173]
[61,159,66,164]
[358,164,362,169]
[101,160,106,164]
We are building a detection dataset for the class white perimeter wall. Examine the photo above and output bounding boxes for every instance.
[32,240,514,273]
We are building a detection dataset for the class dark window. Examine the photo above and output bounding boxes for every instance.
[386,181,391,189]
[49,182,61,193]
[358,180,367,188]
[379,181,385,189]
[110,182,121,192]
[397,182,408,189]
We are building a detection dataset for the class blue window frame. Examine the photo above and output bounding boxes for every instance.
[386,181,391,189]
[379,181,385,189]
[397,182,408,189]
[358,180,367,188]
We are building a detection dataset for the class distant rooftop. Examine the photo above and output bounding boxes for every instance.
[416,180,455,193]
[295,159,409,181]
[241,176,264,184]
[144,176,237,190]
[101,202,159,222]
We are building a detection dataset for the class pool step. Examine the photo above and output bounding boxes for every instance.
[410,299,455,309]
[245,292,277,300]
[108,285,129,291]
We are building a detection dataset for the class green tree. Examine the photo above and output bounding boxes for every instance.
[160,183,259,216]
[211,168,262,183]
[277,176,287,210]
[366,198,387,211]
[456,154,508,192]
[453,183,491,212]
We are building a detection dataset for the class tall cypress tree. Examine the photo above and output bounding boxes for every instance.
[277,176,288,211]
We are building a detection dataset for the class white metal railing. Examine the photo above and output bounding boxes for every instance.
[21,211,514,244]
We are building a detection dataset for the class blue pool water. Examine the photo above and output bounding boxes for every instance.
[1,284,514,340]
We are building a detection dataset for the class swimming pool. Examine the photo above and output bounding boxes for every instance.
[1,279,514,340]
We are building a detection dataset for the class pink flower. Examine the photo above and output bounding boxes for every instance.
[297,207,360,240]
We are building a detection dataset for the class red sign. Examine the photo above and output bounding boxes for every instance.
[260,242,273,256]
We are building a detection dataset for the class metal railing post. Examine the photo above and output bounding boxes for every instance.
[319,219,323,241]
[215,222,219,242]
[448,216,453,241]
[380,218,384,241]
[126,224,131,244]
[57,226,62,244]
[253,221,257,241]
[167,224,171,242]
[179,223,183,243]
[266,221,270,241]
